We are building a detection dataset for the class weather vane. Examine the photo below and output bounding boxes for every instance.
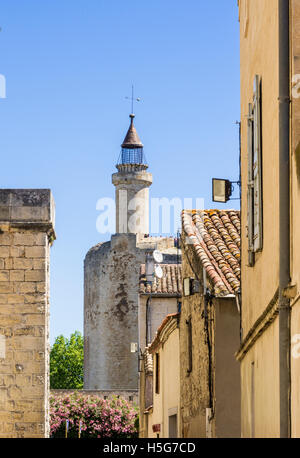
[125,85,141,114]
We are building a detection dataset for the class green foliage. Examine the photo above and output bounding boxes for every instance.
[50,331,84,389]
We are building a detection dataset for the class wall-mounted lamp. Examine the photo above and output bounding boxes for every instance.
[212,178,241,203]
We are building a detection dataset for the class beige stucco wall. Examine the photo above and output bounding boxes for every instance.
[214,298,241,438]
[240,316,280,438]
[239,0,300,438]
[146,324,180,438]
[290,0,300,294]
[239,0,279,338]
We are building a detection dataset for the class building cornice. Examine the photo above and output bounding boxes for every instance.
[236,288,279,362]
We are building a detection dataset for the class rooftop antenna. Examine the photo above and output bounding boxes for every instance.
[125,84,141,114]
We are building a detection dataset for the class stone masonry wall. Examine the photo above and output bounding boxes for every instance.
[84,233,144,391]
[0,189,55,438]
[179,231,211,438]
[51,389,138,405]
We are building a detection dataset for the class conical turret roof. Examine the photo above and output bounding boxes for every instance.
[121,114,143,149]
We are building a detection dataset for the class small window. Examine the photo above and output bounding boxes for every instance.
[129,395,133,402]
[155,353,160,394]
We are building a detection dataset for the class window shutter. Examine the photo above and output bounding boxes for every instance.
[247,102,254,266]
[252,75,263,252]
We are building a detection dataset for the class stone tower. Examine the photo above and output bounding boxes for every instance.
[112,113,152,235]
[84,114,152,391]
[84,113,180,395]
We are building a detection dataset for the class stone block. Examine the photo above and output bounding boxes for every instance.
[32,374,45,386]
[34,351,45,362]
[3,423,14,433]
[32,233,47,246]
[25,270,45,282]
[15,422,37,433]
[0,375,15,386]
[0,271,9,282]
[24,314,45,326]
[15,374,32,386]
[0,246,9,258]
[4,258,13,270]
[14,350,33,362]
[0,295,7,304]
[24,293,46,304]
[10,246,25,258]
[33,259,46,270]
[36,283,46,293]
[13,233,34,246]
[18,283,36,294]
[23,411,44,422]
[7,294,24,305]
[9,270,24,282]
[0,232,11,245]
[13,326,35,336]
[7,385,23,400]
[14,400,33,411]
[25,246,46,259]
[21,384,45,399]
[11,410,24,421]
[13,258,34,270]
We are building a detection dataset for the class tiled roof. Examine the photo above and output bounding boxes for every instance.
[121,114,143,148]
[139,264,182,296]
[182,210,240,296]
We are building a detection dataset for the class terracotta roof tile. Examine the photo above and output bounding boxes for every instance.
[139,264,182,296]
[182,209,240,296]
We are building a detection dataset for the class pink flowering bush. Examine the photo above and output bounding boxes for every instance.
[50,392,139,438]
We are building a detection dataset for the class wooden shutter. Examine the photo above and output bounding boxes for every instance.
[247,102,254,266]
[252,75,263,252]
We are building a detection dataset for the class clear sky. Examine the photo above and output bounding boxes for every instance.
[0,1,240,344]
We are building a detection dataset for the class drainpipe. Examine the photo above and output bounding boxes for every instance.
[278,0,291,438]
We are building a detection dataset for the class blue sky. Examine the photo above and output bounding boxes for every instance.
[0,1,240,344]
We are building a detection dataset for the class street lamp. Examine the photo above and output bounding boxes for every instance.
[212,178,241,203]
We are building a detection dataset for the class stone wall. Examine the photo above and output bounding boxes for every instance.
[179,234,210,438]
[84,234,144,391]
[51,389,138,405]
[0,189,55,438]
[139,296,179,351]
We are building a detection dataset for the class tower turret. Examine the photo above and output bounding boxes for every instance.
[112,114,152,234]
